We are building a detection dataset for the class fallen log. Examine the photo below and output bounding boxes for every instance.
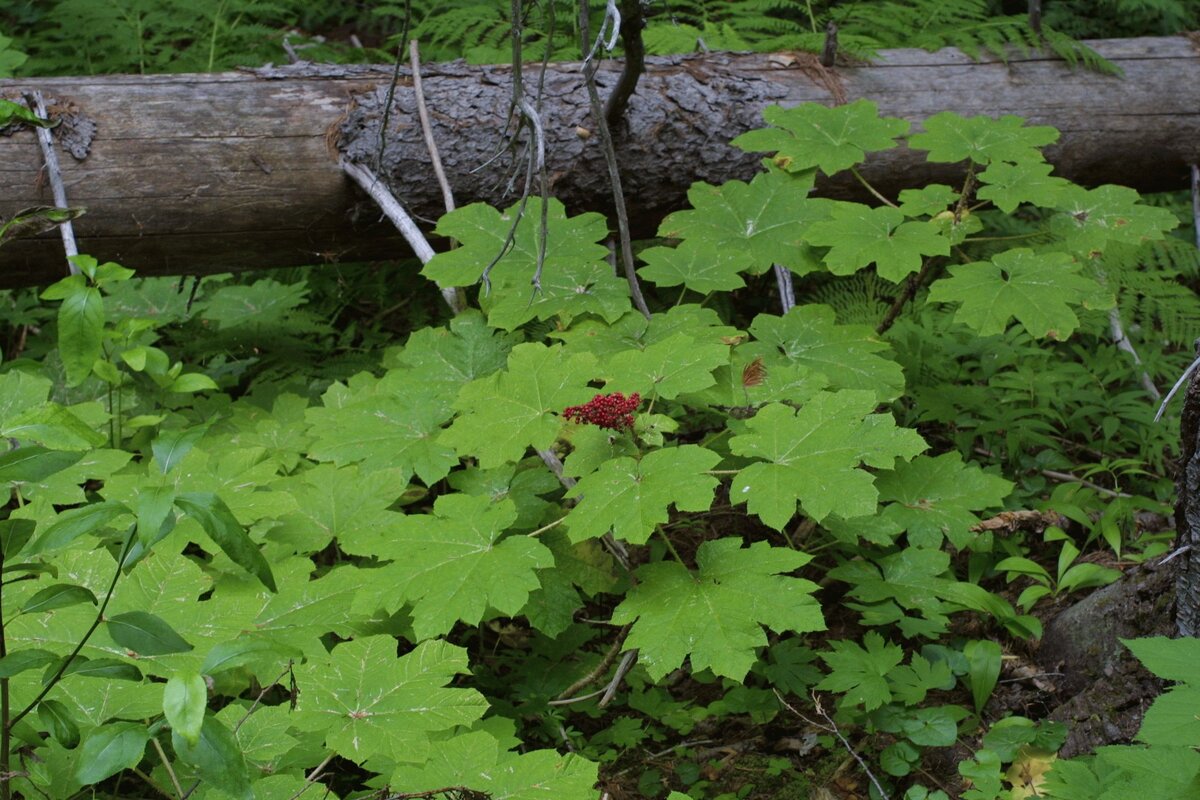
[1,36,1198,288]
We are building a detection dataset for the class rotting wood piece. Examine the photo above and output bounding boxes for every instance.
[1,36,1199,288]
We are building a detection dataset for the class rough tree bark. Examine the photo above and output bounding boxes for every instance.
[0,36,1198,287]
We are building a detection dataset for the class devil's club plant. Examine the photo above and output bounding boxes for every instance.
[0,98,1190,800]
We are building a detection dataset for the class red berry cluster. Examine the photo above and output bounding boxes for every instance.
[563,391,640,431]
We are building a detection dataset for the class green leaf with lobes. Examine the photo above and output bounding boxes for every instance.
[423,198,627,330]
[729,394,927,529]
[732,99,909,175]
[163,670,207,746]
[566,445,721,543]
[1051,183,1179,254]
[391,730,599,800]
[748,305,905,401]
[305,370,458,484]
[874,453,1014,549]
[816,631,904,711]
[611,538,824,681]
[926,248,1110,339]
[908,112,1058,165]
[366,494,553,640]
[174,492,276,591]
[637,241,748,293]
[657,167,829,276]
[291,636,487,764]
[977,160,1070,212]
[441,342,599,468]
[602,332,729,399]
[804,202,949,281]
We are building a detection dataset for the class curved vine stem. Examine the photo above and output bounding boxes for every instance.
[10,527,137,727]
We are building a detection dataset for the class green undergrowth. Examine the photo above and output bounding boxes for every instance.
[1,97,1199,800]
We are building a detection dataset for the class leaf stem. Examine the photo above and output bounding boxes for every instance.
[849,167,897,208]
[10,527,136,727]
[151,736,184,799]
[0,545,8,800]
[526,515,568,537]
[656,528,686,564]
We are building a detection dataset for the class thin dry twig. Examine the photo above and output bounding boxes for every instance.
[408,38,465,313]
[409,40,455,217]
[22,90,79,274]
[551,623,632,704]
[775,690,891,800]
[340,158,461,313]
[579,0,651,319]
[773,264,795,313]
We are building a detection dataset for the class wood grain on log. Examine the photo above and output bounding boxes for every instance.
[1,36,1198,288]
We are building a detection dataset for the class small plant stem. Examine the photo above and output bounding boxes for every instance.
[282,753,336,800]
[656,528,686,564]
[0,547,8,800]
[11,529,136,727]
[22,90,80,274]
[550,623,632,704]
[579,0,651,319]
[705,469,741,475]
[876,257,942,335]
[849,167,897,208]
[151,737,184,799]
[130,767,175,800]
[526,515,568,537]
[961,232,1045,242]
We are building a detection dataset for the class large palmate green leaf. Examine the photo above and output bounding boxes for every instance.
[657,167,828,276]
[424,198,628,329]
[602,333,729,400]
[385,309,516,403]
[565,445,721,543]
[611,538,824,680]
[748,305,905,401]
[367,494,553,639]
[977,160,1070,212]
[909,112,1058,165]
[927,248,1111,338]
[442,343,598,468]
[1051,184,1179,255]
[392,730,599,800]
[291,637,487,764]
[805,202,949,281]
[305,370,458,483]
[729,394,926,529]
[733,99,909,175]
[875,453,1014,549]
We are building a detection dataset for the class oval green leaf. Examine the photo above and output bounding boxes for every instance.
[75,722,149,785]
[172,716,252,800]
[57,284,104,387]
[30,501,131,554]
[106,611,193,656]
[38,698,80,748]
[174,493,276,592]
[201,638,299,675]
[20,583,98,614]
[0,519,36,559]
[0,649,59,678]
[60,656,143,682]
[164,671,207,746]
[0,446,82,484]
